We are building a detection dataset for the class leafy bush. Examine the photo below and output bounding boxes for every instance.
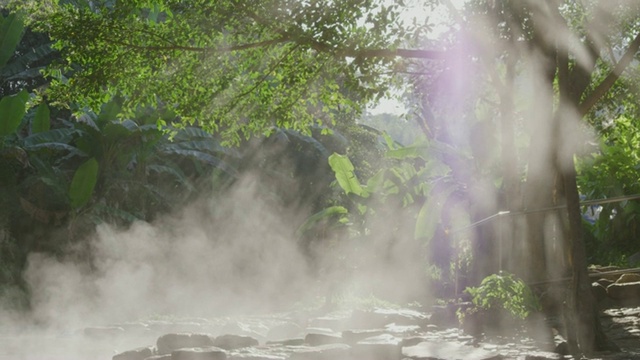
[458,271,540,321]
[577,115,640,261]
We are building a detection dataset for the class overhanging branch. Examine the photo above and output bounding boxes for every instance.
[578,31,640,116]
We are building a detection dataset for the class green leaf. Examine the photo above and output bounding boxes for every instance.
[296,205,348,236]
[0,12,25,68]
[69,158,99,209]
[386,143,430,160]
[414,181,458,241]
[31,103,50,133]
[0,89,29,136]
[328,153,368,197]
[365,169,386,192]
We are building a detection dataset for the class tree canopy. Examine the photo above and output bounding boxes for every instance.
[4,0,640,357]
[14,0,439,144]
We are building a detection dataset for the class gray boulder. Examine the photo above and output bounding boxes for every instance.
[351,334,401,360]
[156,333,215,355]
[266,322,303,340]
[288,343,352,360]
[213,334,260,350]
[304,332,343,346]
[112,346,153,360]
[172,347,227,360]
[402,341,502,360]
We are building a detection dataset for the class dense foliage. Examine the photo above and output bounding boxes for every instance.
[12,0,431,144]
[2,1,640,355]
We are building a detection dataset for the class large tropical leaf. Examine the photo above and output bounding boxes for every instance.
[386,142,431,160]
[296,205,348,237]
[328,153,368,197]
[90,203,141,224]
[69,157,99,209]
[22,128,77,146]
[283,128,331,158]
[173,140,239,158]
[158,147,238,177]
[0,12,25,68]
[0,43,54,79]
[147,164,195,192]
[0,89,29,136]
[414,180,458,241]
[172,126,214,141]
[24,142,87,158]
[31,103,50,133]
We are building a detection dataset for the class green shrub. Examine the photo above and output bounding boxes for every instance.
[458,271,540,322]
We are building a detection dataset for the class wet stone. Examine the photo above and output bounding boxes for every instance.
[350,308,427,328]
[341,329,384,345]
[112,346,154,360]
[351,334,402,360]
[402,341,503,360]
[309,314,348,330]
[399,336,428,347]
[265,338,305,346]
[156,333,215,355]
[266,322,303,340]
[288,343,352,360]
[144,355,172,360]
[227,355,285,360]
[384,323,421,335]
[522,351,562,360]
[213,334,260,350]
[227,346,286,360]
[304,332,343,346]
[171,346,227,360]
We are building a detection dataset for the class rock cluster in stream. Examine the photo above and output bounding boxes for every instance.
[107,307,570,360]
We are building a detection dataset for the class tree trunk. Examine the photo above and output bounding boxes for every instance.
[560,159,618,354]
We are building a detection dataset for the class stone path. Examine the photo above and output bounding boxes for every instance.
[3,304,638,360]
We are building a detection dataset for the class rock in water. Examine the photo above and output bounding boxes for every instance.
[351,334,401,360]
[156,333,215,354]
[112,346,153,360]
[402,341,502,360]
[172,346,227,360]
[213,334,260,350]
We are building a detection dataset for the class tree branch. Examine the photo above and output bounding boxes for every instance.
[578,31,640,116]
[106,37,288,53]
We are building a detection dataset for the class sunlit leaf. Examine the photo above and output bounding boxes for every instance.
[31,103,50,133]
[328,153,368,197]
[0,89,29,136]
[69,158,99,209]
[0,12,25,68]
[414,180,458,241]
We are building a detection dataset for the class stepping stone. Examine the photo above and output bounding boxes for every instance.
[341,329,384,344]
[402,341,502,360]
[352,334,402,360]
[172,346,227,360]
[267,322,303,340]
[266,338,305,346]
[288,343,352,360]
[213,334,259,350]
[304,332,343,346]
[112,346,153,360]
[156,333,215,354]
